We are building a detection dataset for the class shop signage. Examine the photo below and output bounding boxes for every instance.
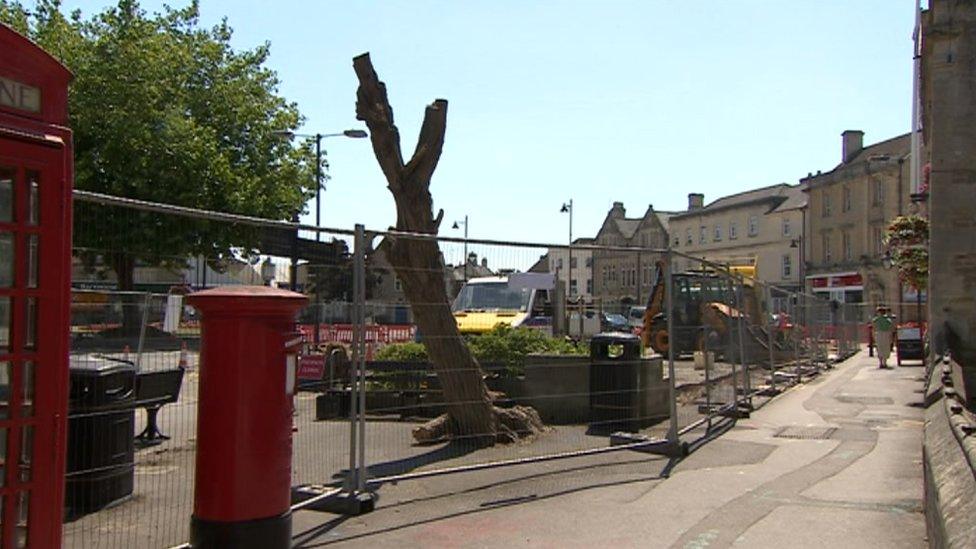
[809,273,863,290]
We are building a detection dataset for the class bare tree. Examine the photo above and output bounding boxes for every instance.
[353,53,544,445]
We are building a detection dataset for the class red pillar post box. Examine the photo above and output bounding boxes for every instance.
[186,286,307,548]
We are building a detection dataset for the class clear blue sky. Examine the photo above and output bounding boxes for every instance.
[60,0,916,248]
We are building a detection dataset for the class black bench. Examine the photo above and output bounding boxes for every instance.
[134,368,185,444]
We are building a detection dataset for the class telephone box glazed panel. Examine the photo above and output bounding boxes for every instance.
[0,23,74,549]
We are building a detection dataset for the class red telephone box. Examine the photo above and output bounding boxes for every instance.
[0,24,74,549]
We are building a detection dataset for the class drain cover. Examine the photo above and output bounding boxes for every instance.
[773,426,837,440]
[836,395,894,405]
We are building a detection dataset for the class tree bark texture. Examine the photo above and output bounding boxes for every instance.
[353,53,543,445]
[112,253,142,336]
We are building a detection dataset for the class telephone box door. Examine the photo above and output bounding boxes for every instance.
[0,135,71,549]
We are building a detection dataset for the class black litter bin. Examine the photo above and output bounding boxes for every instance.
[589,333,647,434]
[65,357,136,517]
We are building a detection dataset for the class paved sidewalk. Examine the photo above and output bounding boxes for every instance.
[293,350,927,548]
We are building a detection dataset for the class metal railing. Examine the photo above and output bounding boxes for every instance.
[64,190,852,547]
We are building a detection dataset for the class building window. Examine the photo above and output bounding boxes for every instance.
[631,268,637,286]
[570,280,577,296]
[394,277,402,292]
[873,226,885,257]
[782,254,792,279]
[843,231,853,261]
[842,186,852,212]
[570,257,577,269]
[685,228,692,245]
[556,258,563,269]
[822,192,832,217]
[673,236,680,247]
[713,224,722,241]
[748,215,758,237]
[585,257,592,267]
[699,226,706,244]
[602,266,608,287]
[586,279,593,293]
[729,221,738,240]
[872,178,885,206]
[823,234,832,263]
[782,218,791,237]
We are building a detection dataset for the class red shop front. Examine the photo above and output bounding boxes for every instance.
[0,24,74,549]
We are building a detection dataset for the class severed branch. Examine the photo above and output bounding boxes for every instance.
[354,53,406,191]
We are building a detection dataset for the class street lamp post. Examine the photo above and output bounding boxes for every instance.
[790,236,804,292]
[561,200,573,298]
[273,128,367,291]
[274,128,368,234]
[452,216,469,282]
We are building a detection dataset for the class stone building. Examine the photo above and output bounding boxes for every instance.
[591,202,676,313]
[923,0,976,365]
[667,184,807,296]
[541,237,595,300]
[801,131,914,321]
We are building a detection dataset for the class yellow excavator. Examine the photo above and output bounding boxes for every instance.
[640,260,766,359]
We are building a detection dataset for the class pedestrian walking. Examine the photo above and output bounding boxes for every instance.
[871,305,895,368]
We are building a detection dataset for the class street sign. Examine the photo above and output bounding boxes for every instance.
[297,354,326,380]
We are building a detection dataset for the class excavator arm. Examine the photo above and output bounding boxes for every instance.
[641,260,668,349]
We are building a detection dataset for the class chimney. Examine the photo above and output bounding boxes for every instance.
[688,193,704,211]
[467,251,477,265]
[481,258,488,269]
[842,130,864,163]
[609,201,626,219]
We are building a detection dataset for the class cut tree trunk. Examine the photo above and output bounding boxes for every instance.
[112,253,143,336]
[353,53,545,446]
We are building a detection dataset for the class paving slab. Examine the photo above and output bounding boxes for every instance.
[292,349,926,548]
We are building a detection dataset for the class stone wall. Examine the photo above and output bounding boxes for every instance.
[926,0,976,401]
[924,360,976,548]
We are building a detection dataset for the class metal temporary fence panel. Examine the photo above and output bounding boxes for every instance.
[329,233,679,522]
[62,290,198,549]
[65,194,365,548]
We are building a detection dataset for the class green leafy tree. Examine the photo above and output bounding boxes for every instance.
[2,0,316,331]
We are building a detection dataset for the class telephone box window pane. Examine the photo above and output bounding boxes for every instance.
[0,232,12,287]
[0,361,8,419]
[21,361,33,418]
[14,491,29,548]
[27,235,38,289]
[0,168,12,222]
[0,296,10,351]
[24,298,36,350]
[18,426,32,482]
[0,428,6,487]
[26,171,39,226]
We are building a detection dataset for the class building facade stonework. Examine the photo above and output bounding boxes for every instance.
[590,202,676,313]
[802,131,914,322]
[923,0,976,367]
[668,184,807,295]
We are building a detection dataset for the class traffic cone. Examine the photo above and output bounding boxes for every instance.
[178,342,189,370]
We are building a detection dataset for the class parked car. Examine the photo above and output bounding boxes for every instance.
[601,313,631,333]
